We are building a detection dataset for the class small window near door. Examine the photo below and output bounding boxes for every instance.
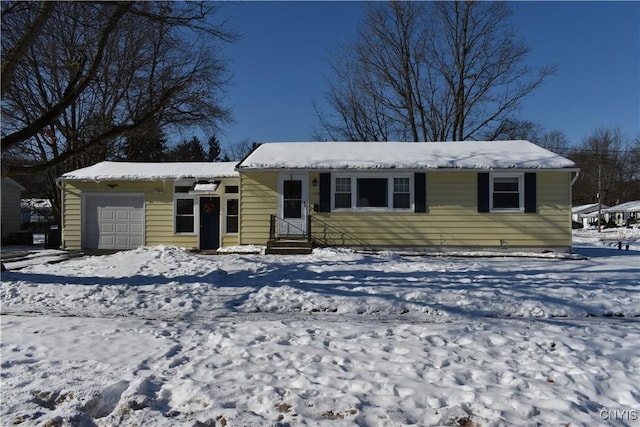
[175,198,195,233]
[225,185,239,194]
[226,199,238,233]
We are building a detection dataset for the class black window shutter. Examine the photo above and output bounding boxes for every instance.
[524,173,537,213]
[414,172,427,212]
[319,173,331,212]
[477,173,490,213]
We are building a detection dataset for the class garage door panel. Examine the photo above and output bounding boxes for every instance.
[101,223,115,233]
[115,210,130,220]
[100,235,115,247]
[115,235,130,246]
[84,195,144,250]
[100,210,115,220]
[115,223,129,233]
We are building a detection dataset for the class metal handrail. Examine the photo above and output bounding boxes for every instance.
[269,214,311,241]
[269,213,372,250]
[309,215,372,249]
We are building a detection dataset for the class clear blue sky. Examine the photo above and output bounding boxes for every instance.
[214,1,639,150]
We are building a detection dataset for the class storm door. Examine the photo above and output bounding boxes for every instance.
[277,174,308,236]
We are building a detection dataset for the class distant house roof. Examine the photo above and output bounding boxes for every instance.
[60,161,239,181]
[602,200,640,213]
[237,140,578,171]
[572,203,608,215]
[1,177,25,191]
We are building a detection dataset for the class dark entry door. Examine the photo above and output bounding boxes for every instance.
[200,197,220,250]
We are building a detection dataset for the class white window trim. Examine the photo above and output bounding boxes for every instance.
[331,173,414,212]
[490,173,524,213]
[174,181,198,235]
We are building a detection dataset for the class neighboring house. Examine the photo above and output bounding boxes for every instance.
[236,140,579,252]
[601,200,640,227]
[1,177,25,242]
[58,162,239,251]
[572,203,608,228]
[21,198,53,225]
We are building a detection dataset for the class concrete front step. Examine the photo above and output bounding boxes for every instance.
[266,239,313,255]
[265,247,313,255]
[267,239,312,248]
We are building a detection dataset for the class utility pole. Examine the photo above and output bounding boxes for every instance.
[597,159,602,233]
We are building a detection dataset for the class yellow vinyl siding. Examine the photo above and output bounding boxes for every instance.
[222,235,239,247]
[237,170,572,249]
[311,171,572,249]
[62,180,199,250]
[61,183,82,249]
[239,172,277,244]
[144,188,198,248]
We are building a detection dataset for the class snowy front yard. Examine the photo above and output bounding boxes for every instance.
[1,228,639,426]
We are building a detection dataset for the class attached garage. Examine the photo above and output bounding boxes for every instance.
[59,161,241,251]
[83,194,144,250]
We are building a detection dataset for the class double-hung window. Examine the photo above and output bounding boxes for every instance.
[224,186,239,234]
[174,184,196,234]
[334,177,352,208]
[225,199,239,233]
[333,174,412,211]
[393,177,410,209]
[491,174,523,211]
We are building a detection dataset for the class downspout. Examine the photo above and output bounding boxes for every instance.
[55,177,64,249]
[570,170,580,253]
[570,170,580,186]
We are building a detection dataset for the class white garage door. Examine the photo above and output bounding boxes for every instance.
[84,195,144,249]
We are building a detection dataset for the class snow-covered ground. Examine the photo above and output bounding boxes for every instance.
[1,228,639,426]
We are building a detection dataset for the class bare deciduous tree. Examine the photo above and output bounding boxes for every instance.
[316,1,555,142]
[1,1,236,178]
[570,128,639,206]
[489,119,569,154]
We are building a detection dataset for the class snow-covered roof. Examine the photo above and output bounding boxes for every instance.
[21,198,52,209]
[237,140,578,170]
[60,161,239,181]
[602,200,640,212]
[572,203,607,215]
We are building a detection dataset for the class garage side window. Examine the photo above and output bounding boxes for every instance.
[175,198,195,233]
[174,183,195,234]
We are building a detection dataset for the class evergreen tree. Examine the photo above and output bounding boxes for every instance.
[124,120,167,161]
[207,135,222,161]
[168,136,207,161]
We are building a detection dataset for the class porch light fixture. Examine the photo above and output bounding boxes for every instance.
[312,178,318,187]
[106,183,118,189]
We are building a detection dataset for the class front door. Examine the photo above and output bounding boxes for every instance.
[200,197,220,250]
[278,174,308,236]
